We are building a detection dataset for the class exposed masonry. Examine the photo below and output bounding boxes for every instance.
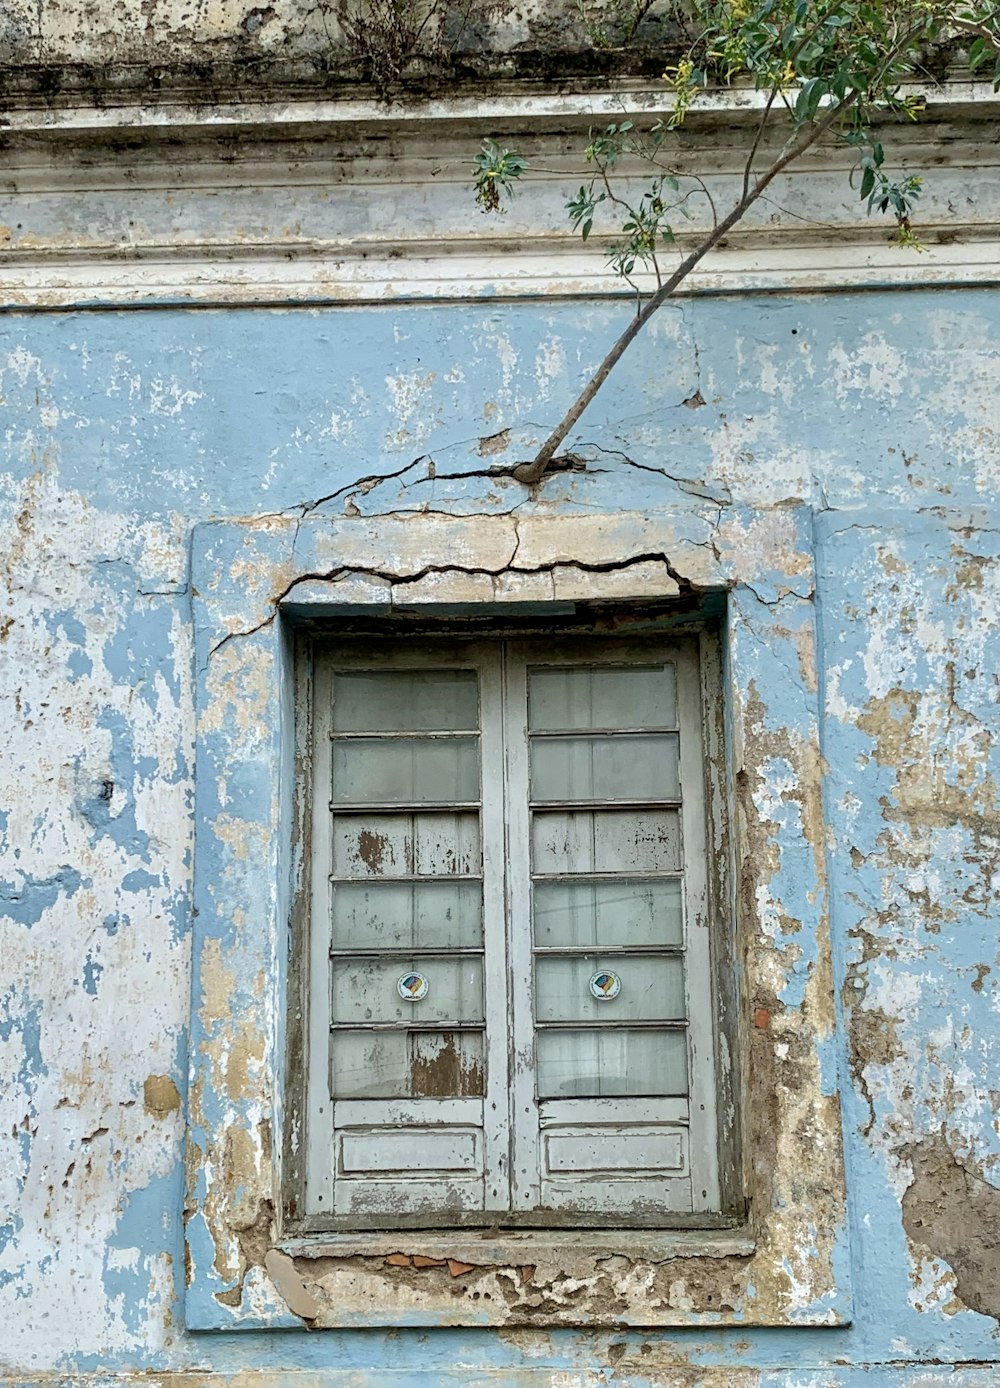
[275,1246,753,1329]
[901,1135,1000,1324]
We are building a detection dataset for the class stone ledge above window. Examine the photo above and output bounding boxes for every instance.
[186,504,851,1331]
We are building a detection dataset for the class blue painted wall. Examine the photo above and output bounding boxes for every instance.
[1,290,998,1382]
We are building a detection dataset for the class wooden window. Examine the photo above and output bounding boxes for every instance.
[299,635,723,1228]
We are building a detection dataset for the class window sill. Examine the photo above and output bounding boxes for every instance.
[280,1225,756,1267]
[263,1225,761,1329]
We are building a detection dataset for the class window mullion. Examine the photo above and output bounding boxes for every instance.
[479,644,513,1212]
[502,644,540,1212]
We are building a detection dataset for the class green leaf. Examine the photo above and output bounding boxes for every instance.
[968,36,987,70]
[794,78,826,126]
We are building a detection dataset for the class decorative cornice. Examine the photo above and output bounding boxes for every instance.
[2,83,999,309]
[4,79,998,135]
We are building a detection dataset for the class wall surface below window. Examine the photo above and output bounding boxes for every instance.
[1,279,998,1381]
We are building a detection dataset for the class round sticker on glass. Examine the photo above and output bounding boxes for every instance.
[589,970,622,1001]
[397,971,429,1002]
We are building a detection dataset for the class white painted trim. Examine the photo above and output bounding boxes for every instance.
[502,649,539,1214]
[5,241,999,312]
[3,79,999,308]
[479,644,513,1214]
[4,239,1000,309]
[5,79,998,136]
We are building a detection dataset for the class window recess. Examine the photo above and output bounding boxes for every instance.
[301,636,723,1229]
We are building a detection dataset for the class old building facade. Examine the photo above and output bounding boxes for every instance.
[2,4,999,1384]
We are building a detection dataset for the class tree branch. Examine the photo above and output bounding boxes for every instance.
[519,91,860,485]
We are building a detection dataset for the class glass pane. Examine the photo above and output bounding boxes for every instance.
[409,1031,485,1097]
[536,1028,688,1098]
[529,665,676,731]
[332,881,483,950]
[332,669,479,732]
[330,1029,485,1098]
[531,808,681,875]
[332,737,479,804]
[535,954,686,1022]
[331,955,484,1025]
[332,812,481,879]
[533,878,683,949]
[531,734,679,803]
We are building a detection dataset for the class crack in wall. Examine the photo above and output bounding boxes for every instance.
[573,441,732,507]
[209,537,703,656]
[288,449,592,519]
[281,438,725,533]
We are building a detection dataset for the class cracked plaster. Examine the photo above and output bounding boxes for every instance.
[1,291,999,1382]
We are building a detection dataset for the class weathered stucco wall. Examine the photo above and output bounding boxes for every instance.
[1,287,998,1383]
[0,0,681,97]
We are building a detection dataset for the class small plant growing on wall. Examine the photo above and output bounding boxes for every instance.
[574,0,665,48]
[473,0,1000,483]
[329,0,503,89]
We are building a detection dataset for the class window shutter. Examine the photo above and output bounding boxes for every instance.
[305,649,509,1219]
[505,641,720,1217]
[303,636,720,1224]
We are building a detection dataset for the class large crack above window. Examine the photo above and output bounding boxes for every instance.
[209,528,703,657]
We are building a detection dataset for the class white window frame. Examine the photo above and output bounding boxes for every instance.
[297,635,723,1231]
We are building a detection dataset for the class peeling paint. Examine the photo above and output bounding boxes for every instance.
[1,114,998,1378]
[901,1134,1000,1324]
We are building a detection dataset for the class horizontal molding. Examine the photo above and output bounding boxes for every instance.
[2,82,999,308]
[5,79,999,136]
[4,238,1000,309]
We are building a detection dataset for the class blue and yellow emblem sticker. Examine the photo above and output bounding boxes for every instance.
[397,971,429,1001]
[589,970,622,1000]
